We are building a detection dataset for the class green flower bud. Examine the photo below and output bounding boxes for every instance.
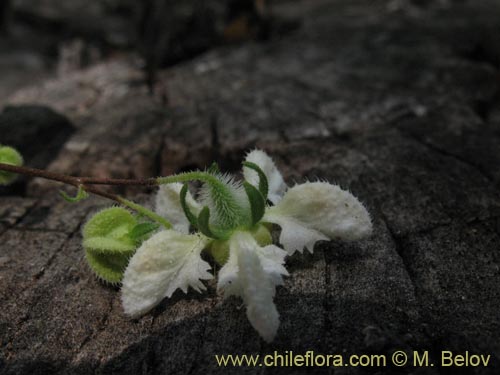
[0,146,23,185]
[83,207,139,283]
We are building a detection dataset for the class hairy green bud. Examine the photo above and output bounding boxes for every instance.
[0,146,23,185]
[83,207,139,283]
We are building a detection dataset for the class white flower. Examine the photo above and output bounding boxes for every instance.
[121,230,212,317]
[217,231,288,342]
[264,182,372,254]
[244,149,372,255]
[119,149,372,342]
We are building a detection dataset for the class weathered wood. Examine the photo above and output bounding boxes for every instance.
[1,0,500,374]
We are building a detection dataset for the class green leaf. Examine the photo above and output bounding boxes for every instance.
[83,207,138,283]
[83,237,136,253]
[60,185,89,203]
[85,249,131,284]
[83,207,137,245]
[243,181,266,225]
[180,183,199,229]
[0,145,23,185]
[197,206,217,239]
[242,161,269,200]
[129,222,159,244]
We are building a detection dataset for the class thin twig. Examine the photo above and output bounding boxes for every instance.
[0,163,158,186]
[0,162,171,228]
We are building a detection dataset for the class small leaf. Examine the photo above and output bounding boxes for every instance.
[197,206,217,239]
[243,181,265,225]
[129,222,159,244]
[60,185,89,203]
[242,161,269,200]
[180,183,199,229]
[0,145,23,185]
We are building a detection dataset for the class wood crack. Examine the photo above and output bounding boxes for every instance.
[398,127,495,185]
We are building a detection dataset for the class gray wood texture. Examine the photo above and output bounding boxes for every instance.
[1,1,500,374]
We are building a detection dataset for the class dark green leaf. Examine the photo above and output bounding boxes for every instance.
[242,161,269,200]
[197,206,217,238]
[180,183,199,229]
[243,181,266,225]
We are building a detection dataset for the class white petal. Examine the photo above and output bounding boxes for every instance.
[261,214,328,255]
[217,247,241,298]
[121,230,212,317]
[264,182,372,254]
[217,231,288,342]
[243,149,287,204]
[155,183,200,234]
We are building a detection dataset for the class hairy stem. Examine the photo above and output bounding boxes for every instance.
[119,198,172,229]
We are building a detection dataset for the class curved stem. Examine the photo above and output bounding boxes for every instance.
[118,198,172,229]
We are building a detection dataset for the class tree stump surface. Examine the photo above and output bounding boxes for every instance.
[1,1,500,374]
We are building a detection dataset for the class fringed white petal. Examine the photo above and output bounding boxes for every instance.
[262,213,328,255]
[264,182,372,254]
[217,247,241,298]
[121,230,212,317]
[243,149,287,204]
[155,183,200,234]
[217,232,288,342]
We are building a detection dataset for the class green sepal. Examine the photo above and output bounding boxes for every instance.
[242,161,269,200]
[0,145,23,185]
[129,222,159,245]
[180,183,199,229]
[243,181,265,225]
[208,239,230,265]
[208,225,272,266]
[250,224,272,247]
[197,206,217,239]
[60,185,89,203]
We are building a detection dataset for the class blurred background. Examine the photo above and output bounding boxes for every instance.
[0,0,300,101]
[0,0,485,102]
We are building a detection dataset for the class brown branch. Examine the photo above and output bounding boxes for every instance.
[0,162,160,205]
[0,163,158,187]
